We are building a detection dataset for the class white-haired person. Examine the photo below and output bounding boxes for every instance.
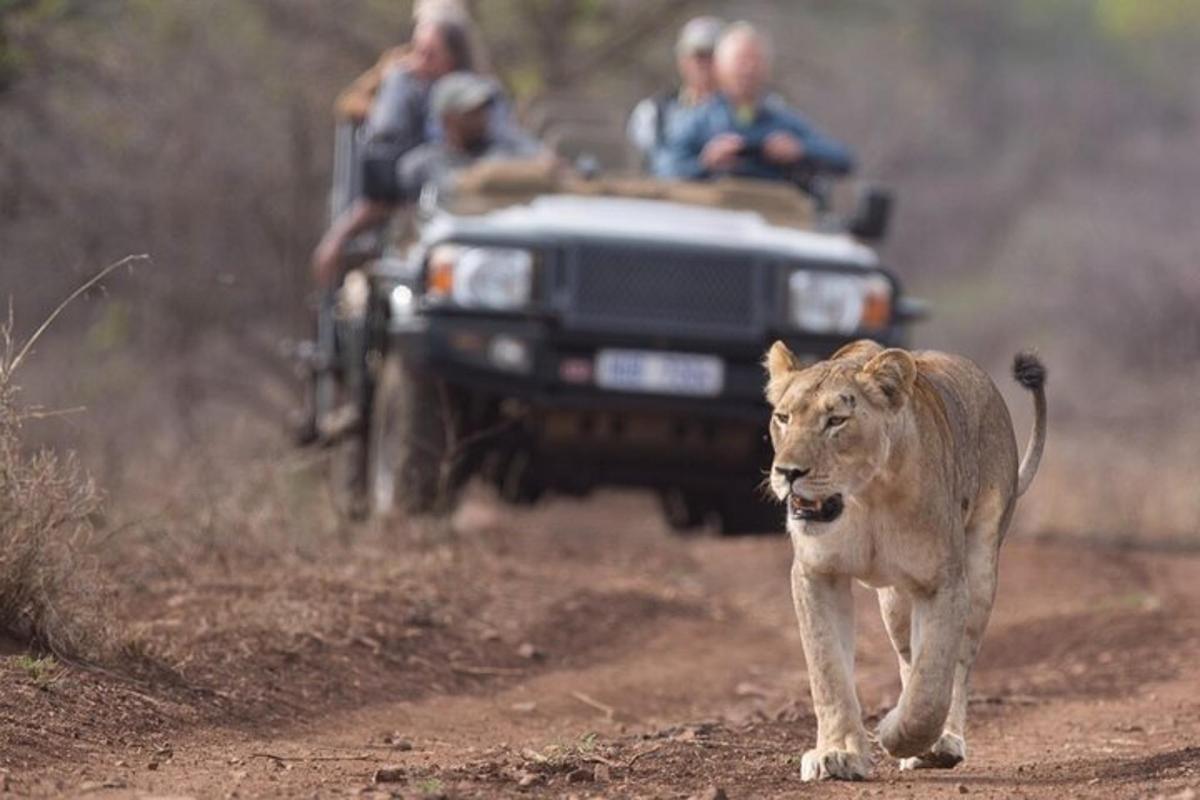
[660,22,855,183]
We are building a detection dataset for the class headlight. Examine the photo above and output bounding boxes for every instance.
[388,284,415,321]
[426,245,534,310]
[787,271,892,334]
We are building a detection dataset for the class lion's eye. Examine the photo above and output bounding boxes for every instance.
[774,412,790,425]
[825,415,849,430]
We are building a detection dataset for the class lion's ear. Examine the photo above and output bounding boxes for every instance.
[856,349,916,410]
[763,341,801,405]
[764,340,802,381]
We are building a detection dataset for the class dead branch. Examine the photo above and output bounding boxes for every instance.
[7,253,149,375]
[570,690,617,721]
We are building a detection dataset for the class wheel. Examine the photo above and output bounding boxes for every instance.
[366,352,463,517]
[291,361,325,447]
[497,449,544,505]
[717,492,785,536]
[658,488,711,533]
[324,351,371,522]
[328,424,370,521]
[292,300,340,447]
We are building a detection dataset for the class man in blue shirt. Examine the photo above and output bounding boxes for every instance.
[660,22,856,183]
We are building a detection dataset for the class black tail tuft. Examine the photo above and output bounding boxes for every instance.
[1013,351,1046,391]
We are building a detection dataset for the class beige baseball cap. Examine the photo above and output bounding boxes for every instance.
[676,16,725,56]
[430,71,496,117]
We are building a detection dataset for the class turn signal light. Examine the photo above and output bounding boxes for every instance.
[426,245,458,297]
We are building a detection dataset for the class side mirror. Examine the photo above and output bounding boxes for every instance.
[895,296,931,324]
[849,185,894,242]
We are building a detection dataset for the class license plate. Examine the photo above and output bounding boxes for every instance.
[594,350,724,397]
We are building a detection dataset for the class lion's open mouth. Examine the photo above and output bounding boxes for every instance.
[788,492,844,523]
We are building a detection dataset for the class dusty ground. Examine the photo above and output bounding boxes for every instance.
[2,490,1199,799]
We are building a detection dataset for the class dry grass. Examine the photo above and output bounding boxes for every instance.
[0,367,106,659]
[0,266,140,661]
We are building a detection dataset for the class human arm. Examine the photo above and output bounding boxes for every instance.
[311,200,393,289]
[363,66,427,152]
[768,105,856,176]
[312,144,442,288]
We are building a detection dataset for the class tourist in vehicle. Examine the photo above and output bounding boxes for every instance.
[626,16,725,175]
[311,17,474,290]
[393,71,543,201]
[659,22,856,183]
[301,72,540,446]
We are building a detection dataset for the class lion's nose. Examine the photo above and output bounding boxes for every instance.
[775,466,810,483]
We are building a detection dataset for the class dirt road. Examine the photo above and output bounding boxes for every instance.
[6,491,1200,798]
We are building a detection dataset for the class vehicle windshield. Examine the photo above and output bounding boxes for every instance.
[436,158,817,228]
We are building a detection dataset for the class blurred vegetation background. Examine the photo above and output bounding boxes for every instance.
[2,0,1198,545]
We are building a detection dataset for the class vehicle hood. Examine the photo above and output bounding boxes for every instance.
[423,194,879,267]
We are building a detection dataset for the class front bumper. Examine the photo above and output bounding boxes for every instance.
[391,312,902,420]
[384,313,904,492]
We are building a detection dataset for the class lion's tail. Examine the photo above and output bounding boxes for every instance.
[1013,351,1047,497]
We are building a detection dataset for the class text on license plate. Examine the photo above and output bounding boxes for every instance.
[594,350,725,397]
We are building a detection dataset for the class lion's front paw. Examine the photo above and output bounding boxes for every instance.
[800,747,871,782]
[897,732,967,770]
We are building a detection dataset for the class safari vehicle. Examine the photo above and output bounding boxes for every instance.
[303,92,926,534]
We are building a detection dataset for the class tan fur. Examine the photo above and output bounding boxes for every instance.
[763,339,1047,781]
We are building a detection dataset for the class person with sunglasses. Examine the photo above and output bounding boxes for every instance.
[659,22,856,184]
[627,16,725,177]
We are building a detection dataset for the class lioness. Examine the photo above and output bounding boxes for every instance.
[764,339,1047,781]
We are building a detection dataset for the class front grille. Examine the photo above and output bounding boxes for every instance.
[566,243,762,336]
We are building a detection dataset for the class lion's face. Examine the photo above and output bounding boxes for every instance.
[764,340,915,524]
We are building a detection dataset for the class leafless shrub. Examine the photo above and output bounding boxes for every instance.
[0,259,143,659]
[0,329,107,659]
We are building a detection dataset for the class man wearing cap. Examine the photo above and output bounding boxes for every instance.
[395,71,542,202]
[660,22,856,184]
[299,72,540,445]
[627,16,725,177]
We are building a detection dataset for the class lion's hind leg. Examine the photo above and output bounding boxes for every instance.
[899,494,1008,771]
[879,586,967,769]
[875,570,968,761]
[878,587,913,688]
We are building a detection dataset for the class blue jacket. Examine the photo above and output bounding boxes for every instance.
[659,94,856,181]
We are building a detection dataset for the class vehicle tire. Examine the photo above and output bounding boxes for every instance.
[291,372,322,447]
[658,488,710,533]
[717,492,785,536]
[328,423,370,521]
[367,351,462,517]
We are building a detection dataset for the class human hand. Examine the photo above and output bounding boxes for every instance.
[763,131,805,165]
[700,133,745,171]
